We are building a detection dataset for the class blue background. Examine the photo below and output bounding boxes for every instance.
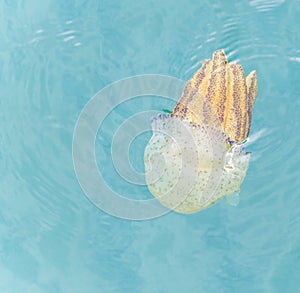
[1,0,300,292]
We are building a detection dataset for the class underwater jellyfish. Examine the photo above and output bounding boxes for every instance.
[144,50,258,214]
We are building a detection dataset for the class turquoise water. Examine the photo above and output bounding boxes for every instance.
[1,0,300,292]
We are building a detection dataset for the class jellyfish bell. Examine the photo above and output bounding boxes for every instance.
[144,49,257,214]
[144,102,251,214]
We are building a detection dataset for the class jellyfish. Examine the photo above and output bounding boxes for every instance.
[144,50,258,214]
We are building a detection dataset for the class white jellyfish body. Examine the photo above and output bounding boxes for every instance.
[144,49,257,214]
[144,114,250,214]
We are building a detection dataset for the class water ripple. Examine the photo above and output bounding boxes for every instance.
[0,0,300,291]
[249,0,285,12]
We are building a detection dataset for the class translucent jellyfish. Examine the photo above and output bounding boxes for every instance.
[144,50,258,214]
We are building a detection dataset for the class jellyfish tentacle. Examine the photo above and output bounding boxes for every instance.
[205,49,228,128]
[245,70,258,137]
[172,59,212,125]
[246,70,258,106]
[224,63,248,142]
